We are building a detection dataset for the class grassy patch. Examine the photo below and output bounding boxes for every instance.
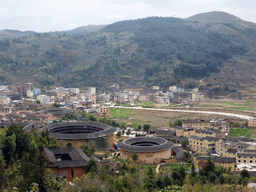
[109,108,135,119]
[115,103,132,107]
[217,104,251,110]
[229,128,254,138]
[168,163,191,171]
[0,127,7,136]
[136,101,155,108]
[141,165,157,173]
[221,101,251,106]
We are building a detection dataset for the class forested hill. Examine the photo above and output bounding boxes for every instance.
[0,11,256,90]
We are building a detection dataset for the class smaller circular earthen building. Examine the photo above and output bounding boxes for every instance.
[117,137,173,164]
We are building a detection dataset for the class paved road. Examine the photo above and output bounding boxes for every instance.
[110,106,255,120]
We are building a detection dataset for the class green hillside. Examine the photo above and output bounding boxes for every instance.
[0,12,255,90]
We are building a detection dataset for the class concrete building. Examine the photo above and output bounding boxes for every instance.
[37,95,50,105]
[152,86,159,90]
[88,87,96,95]
[182,119,211,130]
[99,106,109,116]
[27,90,34,98]
[70,88,80,94]
[0,96,10,105]
[249,118,256,128]
[189,136,222,154]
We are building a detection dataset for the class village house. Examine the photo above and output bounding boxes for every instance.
[44,147,90,181]
[193,156,236,172]
[98,105,109,116]
[248,118,256,128]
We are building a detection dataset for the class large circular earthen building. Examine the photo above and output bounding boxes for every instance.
[40,122,116,148]
[117,137,173,164]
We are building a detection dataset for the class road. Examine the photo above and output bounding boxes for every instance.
[110,106,255,120]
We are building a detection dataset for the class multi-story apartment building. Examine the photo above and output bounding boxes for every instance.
[170,126,195,137]
[37,95,50,105]
[182,119,211,130]
[189,136,221,154]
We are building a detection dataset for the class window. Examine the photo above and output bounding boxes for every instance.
[238,160,241,162]
[244,160,247,163]
[238,156,241,158]
[250,160,253,163]
[251,157,253,159]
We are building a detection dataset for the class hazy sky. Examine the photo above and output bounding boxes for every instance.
[0,0,255,32]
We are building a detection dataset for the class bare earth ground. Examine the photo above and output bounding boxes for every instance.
[109,108,247,129]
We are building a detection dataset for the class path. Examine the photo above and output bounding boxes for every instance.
[110,106,255,120]
[156,164,161,173]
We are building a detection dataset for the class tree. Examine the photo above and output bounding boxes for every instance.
[131,152,138,162]
[182,139,189,149]
[116,131,121,137]
[191,163,197,177]
[0,156,6,188]
[126,129,131,135]
[87,140,96,156]
[183,175,192,192]
[208,172,217,183]
[66,142,73,148]
[144,167,156,192]
[33,146,50,192]
[184,150,191,161]
[205,157,215,176]
[85,159,98,173]
[173,119,182,126]
[179,166,187,185]
[137,125,142,131]
[80,144,89,156]
[2,134,16,165]
[6,124,31,159]
[172,138,176,144]
[171,171,181,181]
[52,103,60,108]
[143,124,151,132]
[240,169,250,179]
[242,177,249,186]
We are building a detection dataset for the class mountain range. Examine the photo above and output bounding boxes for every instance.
[0,11,256,93]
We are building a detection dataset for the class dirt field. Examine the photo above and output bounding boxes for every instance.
[109,108,247,129]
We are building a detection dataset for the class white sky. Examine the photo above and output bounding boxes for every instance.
[0,0,255,32]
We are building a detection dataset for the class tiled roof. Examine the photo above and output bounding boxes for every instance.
[171,146,185,160]
[237,142,251,149]
[228,137,253,142]
[237,153,256,157]
[196,156,236,163]
[182,119,210,124]
[44,147,90,168]
[204,136,220,142]
[40,122,116,140]
[227,148,237,154]
[154,129,174,135]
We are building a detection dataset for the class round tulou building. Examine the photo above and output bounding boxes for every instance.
[40,122,116,148]
[117,137,174,164]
